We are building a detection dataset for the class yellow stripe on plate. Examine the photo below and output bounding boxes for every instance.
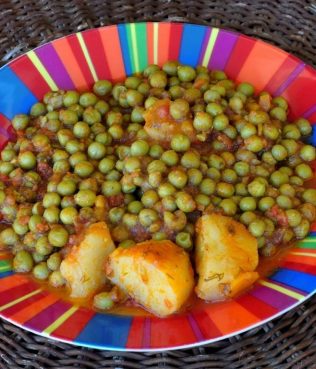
[77,33,98,82]
[130,23,140,72]
[202,28,219,67]
[153,22,159,65]
[290,251,316,258]
[0,289,42,312]
[43,306,78,335]
[258,280,304,300]
[27,51,58,91]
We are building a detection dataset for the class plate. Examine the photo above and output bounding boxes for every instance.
[0,22,315,351]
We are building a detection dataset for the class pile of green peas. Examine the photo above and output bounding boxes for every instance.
[0,60,315,291]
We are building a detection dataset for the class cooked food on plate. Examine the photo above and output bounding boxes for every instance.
[0,61,315,316]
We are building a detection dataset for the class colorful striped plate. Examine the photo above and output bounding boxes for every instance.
[0,22,315,351]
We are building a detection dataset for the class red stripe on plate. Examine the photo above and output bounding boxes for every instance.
[125,317,145,349]
[52,307,95,340]
[150,315,196,348]
[224,35,256,80]
[82,29,111,81]
[0,281,38,306]
[9,55,50,100]
[236,293,278,319]
[191,309,222,339]
[168,23,183,61]
[281,261,316,276]
[147,23,154,65]
[67,34,94,88]
[1,291,48,317]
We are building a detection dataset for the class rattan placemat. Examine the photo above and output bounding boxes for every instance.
[0,1,315,368]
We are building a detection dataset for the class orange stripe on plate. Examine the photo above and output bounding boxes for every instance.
[0,253,12,261]
[10,293,60,324]
[100,26,125,82]
[205,300,260,335]
[236,40,288,92]
[53,38,87,91]
[147,23,154,65]
[158,23,171,65]
[0,274,29,293]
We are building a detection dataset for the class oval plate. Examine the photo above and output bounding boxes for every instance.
[0,22,315,351]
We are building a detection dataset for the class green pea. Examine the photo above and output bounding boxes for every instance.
[295,163,313,180]
[152,232,167,241]
[193,111,213,131]
[147,160,167,174]
[139,209,158,227]
[48,225,69,247]
[49,270,65,287]
[279,184,295,197]
[31,102,46,117]
[240,211,257,225]
[271,145,288,161]
[168,169,188,189]
[98,157,115,174]
[148,144,163,159]
[248,110,269,125]
[296,118,312,136]
[272,96,288,110]
[93,292,114,310]
[294,219,310,239]
[88,142,106,160]
[248,180,266,197]
[36,236,53,256]
[127,201,143,215]
[213,114,229,131]
[234,162,250,177]
[258,197,275,212]
[249,219,266,237]
[74,189,96,207]
[59,109,78,125]
[93,80,112,96]
[204,89,221,103]
[47,252,62,271]
[240,123,256,139]
[130,106,145,123]
[158,183,176,198]
[73,121,90,138]
[199,178,216,195]
[180,151,200,169]
[13,250,33,272]
[286,209,302,227]
[161,196,176,211]
[221,169,238,183]
[43,206,60,223]
[0,162,14,174]
[195,193,211,208]
[59,207,78,225]
[170,99,190,120]
[177,65,196,82]
[33,262,50,280]
[175,232,192,249]
[130,140,150,157]
[12,114,30,130]
[220,199,237,215]
[270,171,289,187]
[283,124,301,140]
[170,134,190,152]
[0,227,18,246]
[302,189,316,206]
[119,239,136,248]
[237,82,254,96]
[244,135,264,152]
[18,151,36,170]
[108,124,123,139]
[186,168,202,186]
[63,91,80,107]
[263,123,280,140]
[79,92,98,107]
[141,190,159,207]
[1,149,16,162]
[123,157,140,173]
[276,195,292,209]
[122,213,138,228]
[102,181,121,197]
[270,107,287,122]
[176,192,196,213]
[12,219,28,236]
[240,197,257,211]
[206,167,220,181]
[216,182,234,198]
[161,150,179,166]
[300,145,316,162]
[56,180,76,196]
[74,161,94,178]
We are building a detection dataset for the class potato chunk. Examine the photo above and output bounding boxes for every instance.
[144,99,196,143]
[195,214,259,301]
[60,222,115,298]
[106,240,194,317]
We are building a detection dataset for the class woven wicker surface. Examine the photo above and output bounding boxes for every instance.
[0,1,315,368]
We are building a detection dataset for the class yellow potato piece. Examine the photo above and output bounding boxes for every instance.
[106,240,194,317]
[60,222,115,298]
[195,213,259,301]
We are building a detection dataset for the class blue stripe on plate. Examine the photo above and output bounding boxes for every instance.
[179,24,208,66]
[306,125,316,146]
[75,313,132,349]
[118,24,133,76]
[270,268,316,293]
[0,271,14,279]
[0,66,37,119]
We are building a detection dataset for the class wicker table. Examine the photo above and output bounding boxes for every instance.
[0,1,315,368]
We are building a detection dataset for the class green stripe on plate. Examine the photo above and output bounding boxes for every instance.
[126,24,135,73]
[135,23,148,72]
